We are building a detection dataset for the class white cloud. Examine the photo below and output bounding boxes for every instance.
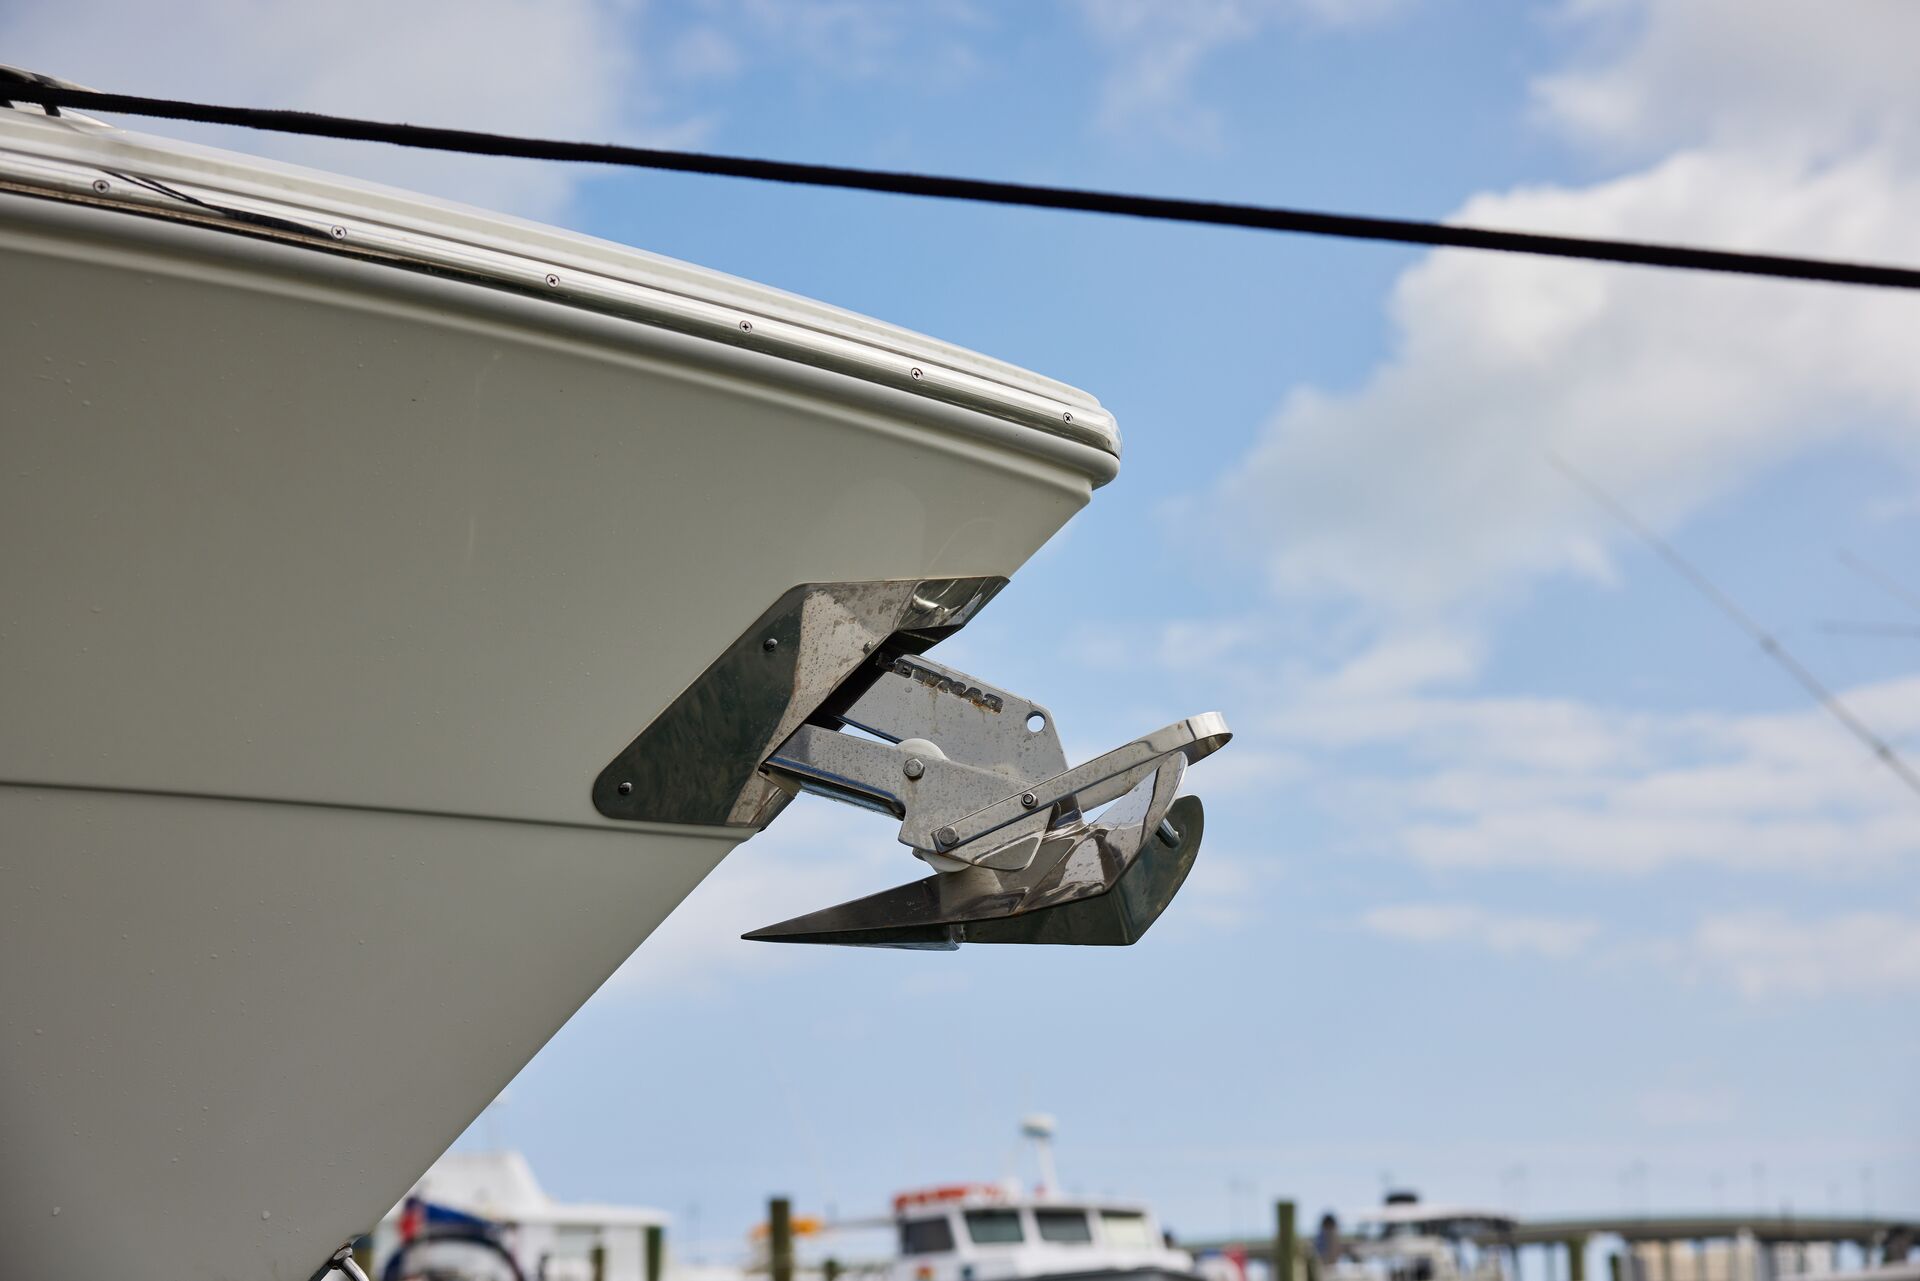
[1076,0,1261,147]
[1066,615,1274,675]
[1359,900,1599,957]
[1215,150,1920,612]
[1282,671,1920,875]
[1192,747,1311,798]
[1204,0,1920,615]
[1311,625,1481,701]
[1074,0,1408,147]
[1358,898,1920,999]
[1533,0,1920,165]
[1062,604,1916,879]
[1686,908,1920,999]
[1156,618,1265,671]
[0,0,701,220]
[1171,1,1920,919]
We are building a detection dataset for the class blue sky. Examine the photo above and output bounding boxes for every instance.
[12,0,1918,1254]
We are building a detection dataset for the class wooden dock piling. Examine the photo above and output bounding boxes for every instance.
[1276,1200,1297,1281]
[771,1196,795,1281]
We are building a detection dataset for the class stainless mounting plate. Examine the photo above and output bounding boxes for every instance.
[593,577,1005,827]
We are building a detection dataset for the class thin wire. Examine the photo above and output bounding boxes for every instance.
[1552,458,1920,800]
[10,79,1920,292]
[1838,549,1920,616]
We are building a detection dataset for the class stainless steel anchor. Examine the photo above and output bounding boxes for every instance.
[750,652,1230,948]
[590,577,1231,949]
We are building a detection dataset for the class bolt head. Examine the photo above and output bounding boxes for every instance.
[617,781,633,796]
[903,757,926,780]
[933,826,957,848]
[91,178,110,194]
[1020,791,1039,808]
[762,636,779,652]
[544,273,560,287]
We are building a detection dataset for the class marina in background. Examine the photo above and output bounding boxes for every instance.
[355,1122,1915,1281]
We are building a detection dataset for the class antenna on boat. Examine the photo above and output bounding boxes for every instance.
[1021,1114,1060,1196]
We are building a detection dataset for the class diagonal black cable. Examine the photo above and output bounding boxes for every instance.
[1552,456,1920,802]
[9,78,1920,292]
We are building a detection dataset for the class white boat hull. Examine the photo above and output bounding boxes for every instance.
[2,787,727,1281]
[0,134,1112,1281]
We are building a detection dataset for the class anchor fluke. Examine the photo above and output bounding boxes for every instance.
[744,794,1206,948]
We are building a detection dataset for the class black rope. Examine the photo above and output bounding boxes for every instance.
[9,78,1920,293]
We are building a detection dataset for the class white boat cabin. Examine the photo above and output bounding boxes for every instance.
[890,1184,1194,1281]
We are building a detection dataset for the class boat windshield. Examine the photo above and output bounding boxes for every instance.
[1036,1209,1094,1244]
[902,1218,956,1255]
[1100,1211,1154,1250]
[966,1209,1026,1245]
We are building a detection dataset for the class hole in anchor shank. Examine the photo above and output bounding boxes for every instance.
[1026,711,1046,732]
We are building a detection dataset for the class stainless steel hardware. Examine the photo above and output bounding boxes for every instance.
[595,578,1231,948]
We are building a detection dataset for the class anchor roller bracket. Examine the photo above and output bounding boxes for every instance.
[754,651,1231,948]
[589,577,1230,948]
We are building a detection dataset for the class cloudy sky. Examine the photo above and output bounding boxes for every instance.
[10,0,1918,1253]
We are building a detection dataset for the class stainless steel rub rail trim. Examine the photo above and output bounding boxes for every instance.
[0,137,1121,458]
